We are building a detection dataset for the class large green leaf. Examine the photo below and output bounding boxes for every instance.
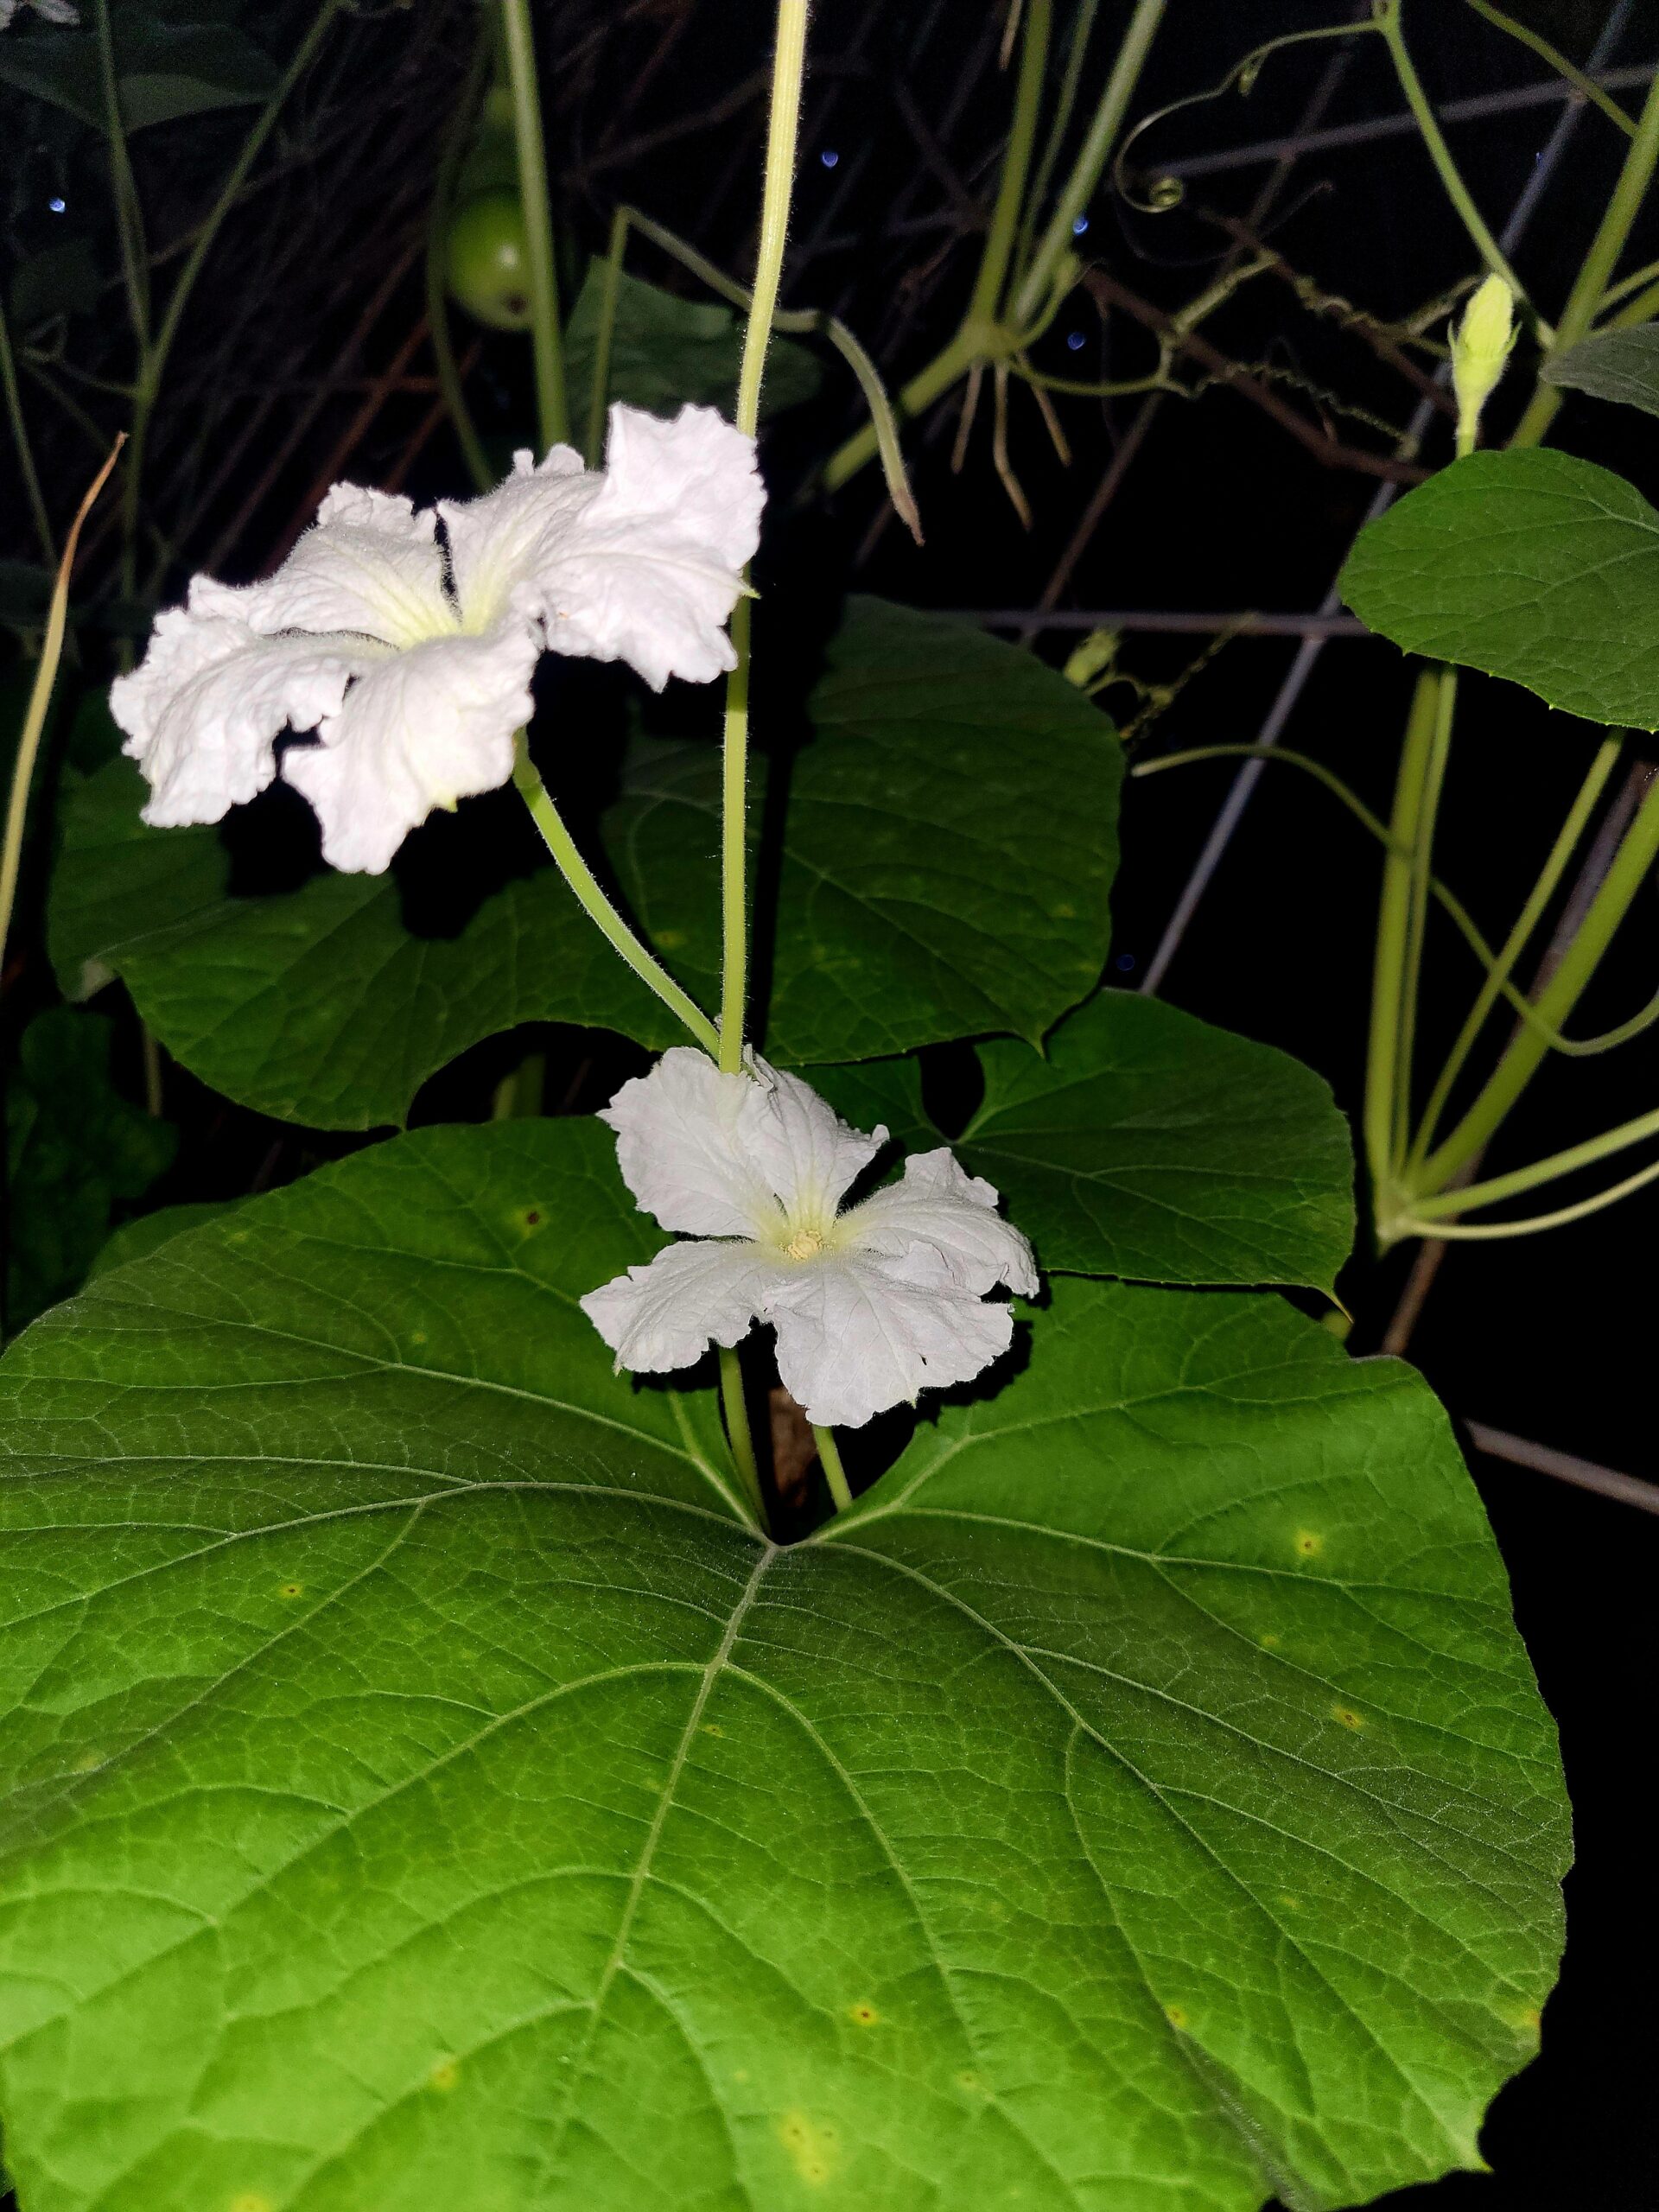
[565,264,821,422]
[1340,447,1659,727]
[3,1007,176,1332]
[1541,321,1659,419]
[50,759,678,1129]
[0,1120,1566,2210]
[610,596,1122,1062]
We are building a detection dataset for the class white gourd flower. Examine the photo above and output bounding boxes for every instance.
[582,1048,1039,1429]
[109,404,763,874]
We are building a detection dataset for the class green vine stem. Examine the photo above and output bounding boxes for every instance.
[823,0,1165,494]
[1374,1,1538,331]
[1416,771,1659,1192]
[510,739,721,1057]
[815,1425,854,1513]
[1397,1148,1659,1242]
[1414,1096,1659,1224]
[969,0,1052,335]
[1010,0,1166,327]
[1364,669,1442,1214]
[1407,734,1622,1172]
[499,0,570,452]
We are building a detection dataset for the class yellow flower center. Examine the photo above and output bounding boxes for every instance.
[784,1227,825,1262]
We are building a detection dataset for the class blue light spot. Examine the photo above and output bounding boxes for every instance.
[820,149,839,168]
[48,196,67,214]
[1071,213,1090,236]
[1066,329,1086,352]
[1116,953,1136,972]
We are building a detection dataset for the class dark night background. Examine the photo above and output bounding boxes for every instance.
[3,1,1656,2204]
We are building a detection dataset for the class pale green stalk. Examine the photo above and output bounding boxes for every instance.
[500,0,569,450]
[969,0,1052,332]
[511,743,721,1056]
[1397,1150,1659,1240]
[1395,671,1456,1164]
[1408,734,1620,1172]
[1414,1097,1659,1221]
[1364,670,1441,1214]
[815,1425,854,1512]
[721,0,809,1074]
[1417,772,1659,1188]
[1375,1,1537,330]
[1011,0,1165,326]
[0,442,123,989]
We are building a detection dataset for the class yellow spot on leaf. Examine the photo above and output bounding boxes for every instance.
[73,1749,102,1773]
[429,2058,461,2092]
[1295,1530,1323,1558]
[1260,1631,1281,1649]
[410,1329,428,1346]
[778,2112,839,2186]
[656,930,687,950]
[702,1723,725,1738]
[1164,2004,1188,2030]
[1332,1705,1363,1730]
[1278,1893,1300,1911]
[278,1583,303,1600]
[955,2069,984,2095]
[230,2195,272,2212]
[849,2001,880,2027]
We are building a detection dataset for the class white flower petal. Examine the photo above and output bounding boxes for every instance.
[598,1048,782,1240]
[581,1238,773,1374]
[110,606,372,829]
[281,621,537,874]
[511,404,763,690]
[844,1147,1039,1298]
[195,484,455,650]
[437,444,590,631]
[765,1252,1017,1428]
[746,1058,887,1226]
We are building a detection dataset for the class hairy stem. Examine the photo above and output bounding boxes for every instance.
[815,1425,854,1512]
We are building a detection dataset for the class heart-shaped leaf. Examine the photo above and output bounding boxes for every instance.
[608,596,1122,1062]
[1341,448,1659,728]
[0,1120,1566,2211]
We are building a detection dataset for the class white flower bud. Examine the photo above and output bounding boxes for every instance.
[1452,275,1517,456]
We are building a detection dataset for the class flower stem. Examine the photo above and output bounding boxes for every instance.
[721,0,809,1076]
[511,741,721,1057]
[719,1346,765,1521]
[499,0,570,452]
[815,1425,853,1513]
